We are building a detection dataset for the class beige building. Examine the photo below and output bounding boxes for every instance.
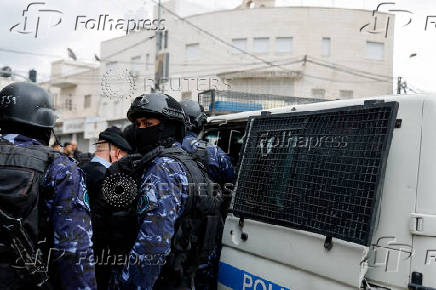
[100,0,393,109]
[44,60,101,151]
[47,0,395,151]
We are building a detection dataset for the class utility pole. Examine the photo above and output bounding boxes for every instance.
[397,77,409,94]
[154,0,161,92]
[397,77,402,94]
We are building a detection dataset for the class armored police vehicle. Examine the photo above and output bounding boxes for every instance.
[205,94,436,290]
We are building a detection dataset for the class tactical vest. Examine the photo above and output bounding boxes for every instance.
[189,139,210,170]
[0,138,59,289]
[98,146,223,289]
[153,147,223,289]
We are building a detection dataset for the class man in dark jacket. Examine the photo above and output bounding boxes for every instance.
[80,126,131,290]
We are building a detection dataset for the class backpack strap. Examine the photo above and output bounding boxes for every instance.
[159,146,208,188]
[153,146,224,288]
[190,140,210,171]
[0,138,57,289]
[0,141,57,173]
[159,146,222,244]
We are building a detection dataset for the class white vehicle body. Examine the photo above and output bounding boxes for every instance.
[209,94,436,290]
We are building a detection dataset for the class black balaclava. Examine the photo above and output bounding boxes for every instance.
[123,124,136,153]
[134,120,180,155]
[0,121,51,145]
[135,123,163,155]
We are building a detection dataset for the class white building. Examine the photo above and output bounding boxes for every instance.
[47,0,395,151]
[44,60,101,151]
[99,0,393,112]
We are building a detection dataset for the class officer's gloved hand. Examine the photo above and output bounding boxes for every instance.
[107,153,143,177]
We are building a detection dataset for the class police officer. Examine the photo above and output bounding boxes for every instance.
[179,100,234,186]
[103,93,222,290]
[0,82,96,289]
[179,100,235,290]
[80,126,131,290]
[104,93,189,289]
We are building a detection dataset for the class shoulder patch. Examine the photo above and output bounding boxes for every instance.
[137,194,150,214]
[77,177,91,211]
[82,189,90,211]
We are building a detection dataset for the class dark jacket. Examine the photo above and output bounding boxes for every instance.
[80,161,109,290]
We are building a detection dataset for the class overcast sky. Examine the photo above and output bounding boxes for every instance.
[1,0,435,92]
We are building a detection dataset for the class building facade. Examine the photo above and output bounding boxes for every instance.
[46,0,395,151]
[44,60,101,151]
[99,1,394,112]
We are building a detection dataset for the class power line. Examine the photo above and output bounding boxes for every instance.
[0,45,303,67]
[45,54,398,87]
[101,35,156,61]
[307,56,393,80]
[302,73,393,84]
[0,44,395,84]
[406,82,426,93]
[149,1,397,83]
[306,58,390,82]
[150,0,290,72]
[0,69,31,81]
[0,48,64,59]
[46,56,307,84]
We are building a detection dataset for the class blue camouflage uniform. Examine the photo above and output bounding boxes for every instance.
[115,148,189,289]
[181,131,234,289]
[3,134,97,290]
[181,131,234,184]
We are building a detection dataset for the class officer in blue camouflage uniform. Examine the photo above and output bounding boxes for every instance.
[180,100,235,290]
[111,93,190,289]
[0,82,96,290]
[179,100,234,186]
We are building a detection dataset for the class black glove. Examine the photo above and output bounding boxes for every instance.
[107,153,143,178]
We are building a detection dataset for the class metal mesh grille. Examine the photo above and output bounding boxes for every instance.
[198,90,325,114]
[233,102,398,246]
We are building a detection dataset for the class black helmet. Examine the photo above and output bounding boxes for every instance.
[127,93,185,124]
[0,82,56,128]
[179,100,207,131]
